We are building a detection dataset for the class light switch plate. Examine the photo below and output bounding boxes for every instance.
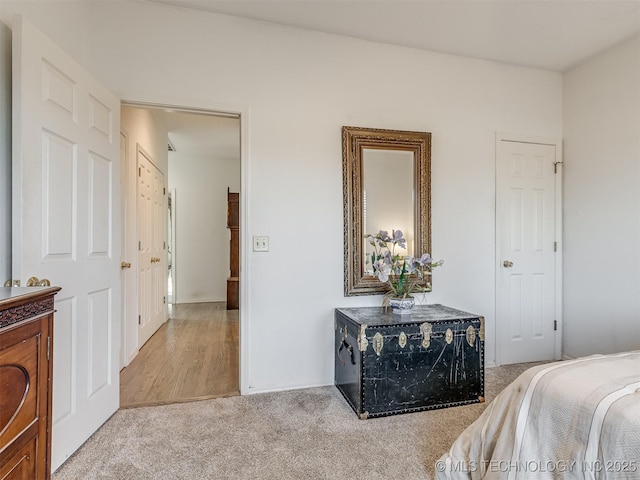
[253,236,269,252]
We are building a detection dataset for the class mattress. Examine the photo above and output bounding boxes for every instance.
[436,351,640,479]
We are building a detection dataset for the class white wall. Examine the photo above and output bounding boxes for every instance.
[1,1,563,392]
[120,105,168,364]
[168,152,240,303]
[563,35,640,358]
[0,13,11,281]
[121,106,168,174]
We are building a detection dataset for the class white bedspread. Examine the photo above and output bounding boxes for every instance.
[436,351,640,480]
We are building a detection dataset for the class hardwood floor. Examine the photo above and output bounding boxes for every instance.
[120,302,239,408]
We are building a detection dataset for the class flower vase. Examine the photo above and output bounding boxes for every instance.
[388,296,415,315]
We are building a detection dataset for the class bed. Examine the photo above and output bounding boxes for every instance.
[436,351,640,479]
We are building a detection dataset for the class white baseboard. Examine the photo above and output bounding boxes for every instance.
[246,381,332,395]
[173,298,225,304]
[561,354,574,361]
[485,361,497,368]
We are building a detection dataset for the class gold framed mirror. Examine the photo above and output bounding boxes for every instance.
[342,126,431,296]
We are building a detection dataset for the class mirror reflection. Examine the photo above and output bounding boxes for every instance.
[362,148,415,274]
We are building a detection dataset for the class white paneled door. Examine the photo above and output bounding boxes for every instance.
[137,146,166,347]
[496,138,560,364]
[12,16,120,471]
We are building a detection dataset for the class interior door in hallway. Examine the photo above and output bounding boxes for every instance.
[12,15,121,471]
[496,138,560,364]
[137,146,166,347]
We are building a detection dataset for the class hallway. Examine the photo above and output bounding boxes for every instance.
[120,302,239,408]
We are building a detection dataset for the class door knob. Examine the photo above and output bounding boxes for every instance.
[26,276,51,286]
[121,262,132,269]
[503,260,514,268]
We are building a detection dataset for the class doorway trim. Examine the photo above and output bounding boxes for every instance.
[120,94,250,395]
[168,188,177,304]
[120,128,132,370]
[495,132,563,365]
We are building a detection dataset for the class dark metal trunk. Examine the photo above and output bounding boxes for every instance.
[335,304,485,419]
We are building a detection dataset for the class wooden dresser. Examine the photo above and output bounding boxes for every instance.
[0,287,60,479]
[226,189,240,310]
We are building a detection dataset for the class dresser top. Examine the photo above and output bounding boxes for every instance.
[336,304,482,326]
[0,287,61,307]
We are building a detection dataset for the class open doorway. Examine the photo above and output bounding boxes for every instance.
[119,104,241,407]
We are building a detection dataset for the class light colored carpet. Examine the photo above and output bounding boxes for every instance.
[53,363,541,480]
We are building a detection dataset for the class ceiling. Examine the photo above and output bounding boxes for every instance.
[147,0,640,72]
[142,1,639,157]
[153,109,240,159]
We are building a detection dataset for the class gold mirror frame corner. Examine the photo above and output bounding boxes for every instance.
[342,126,432,296]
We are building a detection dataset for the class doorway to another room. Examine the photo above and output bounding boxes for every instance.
[120,303,239,406]
[119,105,241,407]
